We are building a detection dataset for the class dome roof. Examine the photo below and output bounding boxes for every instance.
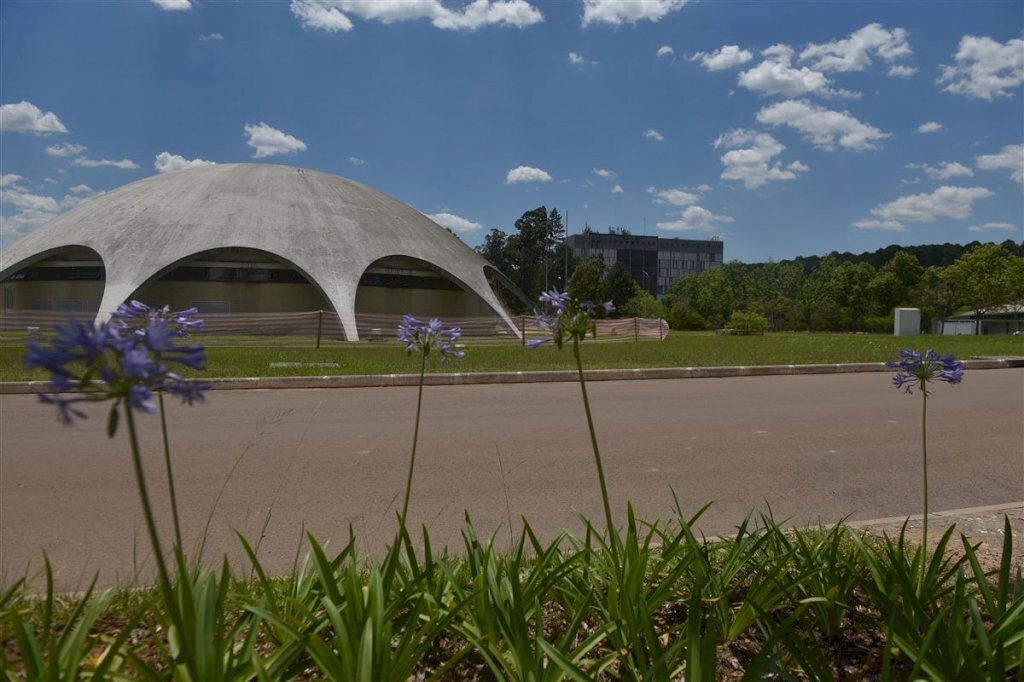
[0,164,513,339]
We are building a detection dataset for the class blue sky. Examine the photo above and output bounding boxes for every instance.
[1,0,1022,263]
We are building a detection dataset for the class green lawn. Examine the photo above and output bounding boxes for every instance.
[2,331,1021,381]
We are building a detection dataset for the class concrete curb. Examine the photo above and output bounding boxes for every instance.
[2,358,1021,394]
[847,501,1024,529]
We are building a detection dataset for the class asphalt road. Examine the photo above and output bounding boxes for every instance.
[2,369,1022,590]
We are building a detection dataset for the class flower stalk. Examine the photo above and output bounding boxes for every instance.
[529,288,620,563]
[396,315,464,529]
[887,348,963,594]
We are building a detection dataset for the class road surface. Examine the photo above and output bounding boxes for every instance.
[2,369,1021,589]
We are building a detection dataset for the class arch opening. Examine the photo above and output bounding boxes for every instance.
[129,247,334,315]
[1,246,105,315]
[355,255,510,336]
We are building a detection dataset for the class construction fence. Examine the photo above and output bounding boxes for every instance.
[0,309,670,347]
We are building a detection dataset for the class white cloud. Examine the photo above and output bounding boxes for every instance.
[799,23,912,73]
[505,165,552,183]
[1,208,57,243]
[756,99,889,151]
[917,121,942,134]
[71,157,140,169]
[45,143,87,157]
[349,156,366,165]
[291,0,543,33]
[906,161,973,180]
[976,144,1023,184]
[0,101,68,134]
[657,205,733,232]
[968,221,1018,233]
[939,35,1024,100]
[691,45,753,72]
[427,211,483,233]
[291,0,354,31]
[657,45,674,58]
[868,186,994,223]
[569,51,597,66]
[152,0,191,9]
[642,128,665,142]
[888,65,917,78]
[154,151,217,174]
[737,58,833,97]
[0,177,104,243]
[244,122,307,158]
[592,167,617,179]
[0,184,58,213]
[646,187,699,206]
[610,184,624,194]
[713,128,806,189]
[852,219,906,232]
[199,33,224,41]
[581,0,689,26]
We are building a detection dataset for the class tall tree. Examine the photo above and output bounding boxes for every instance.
[511,206,553,300]
[603,261,642,314]
[476,228,513,276]
[567,256,607,305]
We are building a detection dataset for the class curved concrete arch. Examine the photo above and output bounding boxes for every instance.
[0,244,105,280]
[0,164,516,341]
[356,252,519,335]
[1,244,107,315]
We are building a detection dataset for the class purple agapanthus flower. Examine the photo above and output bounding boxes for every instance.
[528,288,615,350]
[24,308,209,426]
[887,349,964,396]
[397,315,465,365]
[112,300,203,338]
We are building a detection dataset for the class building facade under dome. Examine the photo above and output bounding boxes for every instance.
[0,164,517,340]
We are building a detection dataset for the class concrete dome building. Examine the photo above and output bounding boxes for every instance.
[0,164,517,340]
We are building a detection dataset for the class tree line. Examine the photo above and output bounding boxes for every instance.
[477,207,1024,331]
[659,241,1024,332]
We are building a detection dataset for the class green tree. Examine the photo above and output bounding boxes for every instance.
[567,256,607,306]
[747,261,803,330]
[944,243,1024,333]
[834,261,876,331]
[868,250,924,314]
[476,228,513,275]
[603,261,642,315]
[915,266,960,326]
[797,255,844,331]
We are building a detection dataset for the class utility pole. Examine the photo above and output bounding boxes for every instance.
[564,210,569,288]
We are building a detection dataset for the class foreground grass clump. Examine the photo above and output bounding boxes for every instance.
[2,514,1022,680]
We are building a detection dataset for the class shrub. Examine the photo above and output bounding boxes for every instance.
[667,305,709,330]
[727,310,769,335]
[619,291,665,319]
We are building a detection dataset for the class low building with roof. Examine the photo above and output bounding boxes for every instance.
[0,164,518,340]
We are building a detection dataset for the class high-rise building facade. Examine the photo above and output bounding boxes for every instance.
[566,231,724,297]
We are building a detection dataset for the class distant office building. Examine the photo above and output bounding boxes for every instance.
[566,230,724,297]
